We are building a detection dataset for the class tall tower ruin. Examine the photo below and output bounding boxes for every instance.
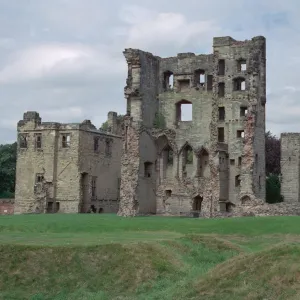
[118,36,266,217]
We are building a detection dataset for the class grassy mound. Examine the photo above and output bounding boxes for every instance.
[1,215,300,299]
[0,236,238,300]
[195,244,300,300]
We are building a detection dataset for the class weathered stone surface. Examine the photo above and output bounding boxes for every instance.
[0,199,14,215]
[15,111,122,214]
[118,36,267,216]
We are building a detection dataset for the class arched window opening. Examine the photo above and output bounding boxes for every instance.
[198,149,210,177]
[182,144,193,178]
[193,196,203,211]
[162,145,174,179]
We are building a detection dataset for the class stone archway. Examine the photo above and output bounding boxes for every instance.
[193,195,203,211]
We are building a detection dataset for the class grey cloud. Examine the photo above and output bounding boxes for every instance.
[1,0,300,143]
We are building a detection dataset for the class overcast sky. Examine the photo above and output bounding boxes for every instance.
[0,0,299,143]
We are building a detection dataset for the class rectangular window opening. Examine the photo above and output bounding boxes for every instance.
[35,133,42,149]
[240,107,248,117]
[218,107,225,121]
[36,173,44,183]
[218,82,225,97]
[218,127,225,142]
[92,176,97,197]
[19,134,28,148]
[218,59,225,76]
[176,102,192,122]
[62,134,71,148]
[144,162,153,178]
[207,75,213,91]
[230,159,235,166]
[105,139,112,156]
[94,137,99,152]
[238,157,242,166]
[235,175,241,187]
[237,130,245,138]
[238,60,247,72]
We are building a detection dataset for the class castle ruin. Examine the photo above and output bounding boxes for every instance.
[15,35,271,216]
[118,36,266,217]
[14,111,122,214]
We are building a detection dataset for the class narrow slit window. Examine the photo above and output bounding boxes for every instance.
[218,127,225,142]
[218,59,225,76]
[35,133,42,149]
[218,82,225,97]
[207,75,213,91]
[218,107,225,121]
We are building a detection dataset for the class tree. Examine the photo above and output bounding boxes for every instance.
[0,142,17,198]
[266,174,283,204]
[265,131,280,175]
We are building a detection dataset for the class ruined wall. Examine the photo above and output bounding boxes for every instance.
[281,133,300,203]
[118,50,159,216]
[15,112,121,214]
[119,36,266,217]
[0,199,14,215]
[79,121,122,213]
[213,36,266,206]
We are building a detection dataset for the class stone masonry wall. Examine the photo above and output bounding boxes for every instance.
[281,133,300,203]
[118,36,267,217]
[0,199,14,215]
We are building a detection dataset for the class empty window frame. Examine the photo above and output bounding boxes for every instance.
[218,107,225,121]
[218,82,225,97]
[237,59,247,72]
[91,176,97,197]
[62,134,71,148]
[233,77,246,91]
[218,127,225,142]
[163,71,174,90]
[218,59,225,76]
[94,137,99,152]
[35,133,42,149]
[144,162,153,178]
[176,100,192,122]
[207,75,213,91]
[235,175,241,187]
[195,69,205,86]
[238,156,242,166]
[35,173,44,183]
[19,133,28,148]
[237,130,245,138]
[240,106,248,117]
[105,139,112,156]
[184,145,193,164]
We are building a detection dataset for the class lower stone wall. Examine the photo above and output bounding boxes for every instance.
[158,201,300,218]
[0,199,14,215]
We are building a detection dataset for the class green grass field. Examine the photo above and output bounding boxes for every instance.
[1,214,300,299]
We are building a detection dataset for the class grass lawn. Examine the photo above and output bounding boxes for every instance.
[1,214,300,299]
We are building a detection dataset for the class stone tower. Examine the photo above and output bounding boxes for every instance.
[118,36,266,217]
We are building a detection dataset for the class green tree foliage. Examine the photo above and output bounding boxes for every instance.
[100,121,109,131]
[0,142,17,198]
[266,174,283,204]
[265,131,280,175]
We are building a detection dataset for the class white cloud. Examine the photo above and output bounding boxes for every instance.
[0,44,126,85]
[119,6,221,52]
